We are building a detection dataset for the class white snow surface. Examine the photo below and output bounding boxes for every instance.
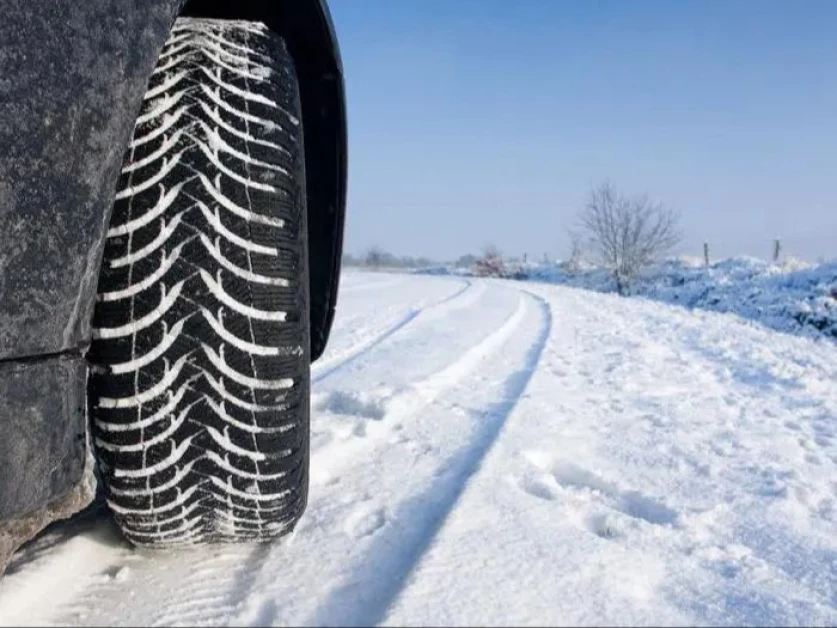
[424,256,837,343]
[1,271,835,627]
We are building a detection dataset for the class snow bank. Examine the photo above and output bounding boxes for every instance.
[417,257,837,342]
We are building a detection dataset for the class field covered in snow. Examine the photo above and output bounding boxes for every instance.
[0,271,835,626]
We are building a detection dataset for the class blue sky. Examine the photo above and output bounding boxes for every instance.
[329,0,837,262]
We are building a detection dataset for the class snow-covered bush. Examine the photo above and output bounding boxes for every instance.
[473,245,507,278]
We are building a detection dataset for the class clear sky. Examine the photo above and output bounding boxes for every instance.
[328,0,837,262]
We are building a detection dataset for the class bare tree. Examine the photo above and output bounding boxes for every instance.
[579,181,681,294]
[365,246,386,269]
[473,244,506,278]
[562,230,584,274]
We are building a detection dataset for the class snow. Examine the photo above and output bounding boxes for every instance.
[423,256,837,343]
[1,271,835,626]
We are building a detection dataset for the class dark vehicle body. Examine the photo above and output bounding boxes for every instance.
[0,0,346,567]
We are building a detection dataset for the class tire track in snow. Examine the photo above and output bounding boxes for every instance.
[307,284,521,490]
[146,543,272,627]
[304,294,552,627]
[232,290,553,627]
[0,505,131,627]
[46,534,274,627]
[311,278,475,383]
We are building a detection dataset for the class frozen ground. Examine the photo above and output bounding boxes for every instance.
[0,271,835,626]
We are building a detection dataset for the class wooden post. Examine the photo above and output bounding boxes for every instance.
[703,242,710,267]
[773,238,781,262]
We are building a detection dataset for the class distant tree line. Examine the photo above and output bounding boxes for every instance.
[342,247,438,270]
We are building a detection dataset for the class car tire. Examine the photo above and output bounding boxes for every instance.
[87,17,310,547]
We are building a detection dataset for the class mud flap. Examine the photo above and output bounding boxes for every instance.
[0,356,95,576]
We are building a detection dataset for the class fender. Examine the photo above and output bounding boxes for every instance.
[0,0,345,551]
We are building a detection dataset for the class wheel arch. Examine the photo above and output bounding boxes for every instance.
[181,0,348,362]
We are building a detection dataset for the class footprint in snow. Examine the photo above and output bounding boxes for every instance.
[519,476,557,501]
[315,390,386,420]
[344,505,387,540]
[520,450,679,527]
[586,512,626,540]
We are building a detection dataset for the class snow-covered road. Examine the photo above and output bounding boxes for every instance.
[1,272,835,626]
